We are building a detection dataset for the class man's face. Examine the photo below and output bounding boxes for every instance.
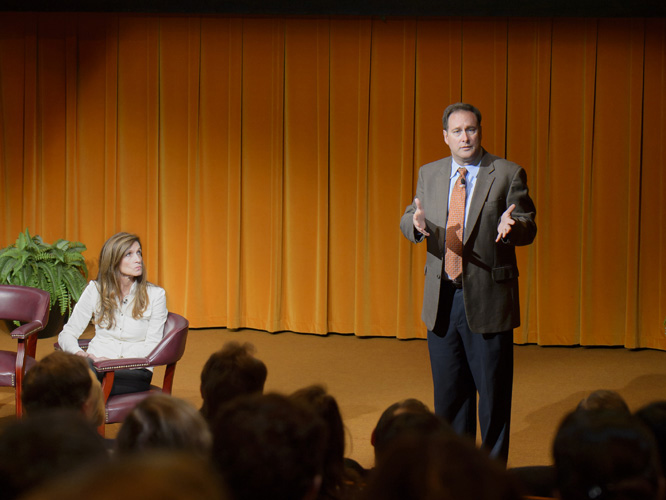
[443,110,482,165]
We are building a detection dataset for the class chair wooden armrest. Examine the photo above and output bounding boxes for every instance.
[93,357,150,371]
[10,320,46,339]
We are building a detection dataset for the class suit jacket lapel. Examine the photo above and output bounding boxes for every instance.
[464,152,495,244]
[435,158,452,249]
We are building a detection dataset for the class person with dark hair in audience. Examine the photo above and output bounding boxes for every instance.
[371,398,433,458]
[0,410,108,500]
[510,390,632,498]
[210,392,327,500]
[21,350,105,426]
[116,393,212,459]
[199,341,267,422]
[372,404,452,464]
[362,432,523,500]
[22,452,228,500]
[290,384,363,500]
[635,401,666,474]
[578,389,630,414]
[553,409,664,500]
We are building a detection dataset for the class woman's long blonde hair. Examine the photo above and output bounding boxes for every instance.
[95,232,149,329]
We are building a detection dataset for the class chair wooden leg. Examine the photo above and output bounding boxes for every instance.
[15,340,27,417]
[162,364,176,394]
[96,371,116,436]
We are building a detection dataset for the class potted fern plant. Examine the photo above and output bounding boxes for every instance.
[0,229,88,337]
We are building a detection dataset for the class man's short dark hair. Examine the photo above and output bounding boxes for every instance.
[635,400,666,472]
[364,432,522,500]
[22,351,92,415]
[553,409,661,500]
[442,103,482,130]
[211,393,326,500]
[373,409,452,462]
[199,341,267,421]
[372,398,433,455]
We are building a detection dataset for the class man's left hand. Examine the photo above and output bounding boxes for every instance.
[496,204,516,242]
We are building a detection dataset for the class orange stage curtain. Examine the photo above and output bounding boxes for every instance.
[1,13,665,348]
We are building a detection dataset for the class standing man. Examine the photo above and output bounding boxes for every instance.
[400,103,536,461]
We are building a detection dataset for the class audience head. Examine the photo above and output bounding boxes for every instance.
[553,409,663,500]
[372,398,450,462]
[0,410,108,499]
[211,392,327,500]
[290,384,356,499]
[578,390,630,414]
[635,401,666,472]
[199,341,267,422]
[116,393,212,459]
[22,452,228,500]
[21,350,105,426]
[363,432,522,500]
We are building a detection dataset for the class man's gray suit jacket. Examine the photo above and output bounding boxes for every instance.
[400,150,537,334]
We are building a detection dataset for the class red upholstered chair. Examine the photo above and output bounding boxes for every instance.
[0,284,51,416]
[86,312,189,436]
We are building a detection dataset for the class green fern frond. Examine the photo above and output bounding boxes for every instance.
[49,247,66,263]
[0,256,19,282]
[17,263,35,287]
[58,282,70,315]
[0,229,88,314]
[61,268,87,311]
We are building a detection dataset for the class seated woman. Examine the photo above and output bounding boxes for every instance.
[58,232,168,396]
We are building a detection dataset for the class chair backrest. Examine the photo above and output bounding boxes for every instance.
[145,312,189,367]
[0,285,50,326]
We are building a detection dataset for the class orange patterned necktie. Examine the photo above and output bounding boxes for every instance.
[445,167,467,281]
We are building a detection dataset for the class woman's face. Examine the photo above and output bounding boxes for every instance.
[118,241,143,278]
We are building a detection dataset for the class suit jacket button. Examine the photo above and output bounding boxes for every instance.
[436,274,440,279]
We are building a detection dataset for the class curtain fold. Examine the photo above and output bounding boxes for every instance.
[1,13,665,348]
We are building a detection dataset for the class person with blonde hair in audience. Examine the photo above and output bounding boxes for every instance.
[58,232,168,396]
[116,393,212,459]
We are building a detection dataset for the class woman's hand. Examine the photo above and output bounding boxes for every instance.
[75,351,108,362]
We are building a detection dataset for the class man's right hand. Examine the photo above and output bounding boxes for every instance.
[413,198,430,236]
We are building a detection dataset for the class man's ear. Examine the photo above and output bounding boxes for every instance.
[443,129,449,146]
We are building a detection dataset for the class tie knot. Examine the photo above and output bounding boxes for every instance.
[458,167,467,178]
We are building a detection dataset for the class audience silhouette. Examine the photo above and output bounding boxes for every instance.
[4,340,666,500]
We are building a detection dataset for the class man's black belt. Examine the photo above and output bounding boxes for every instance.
[446,278,463,289]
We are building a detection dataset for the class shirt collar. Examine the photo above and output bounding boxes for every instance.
[451,158,481,180]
